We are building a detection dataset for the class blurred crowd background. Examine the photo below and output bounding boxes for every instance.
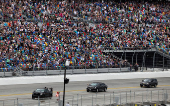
[0,0,169,71]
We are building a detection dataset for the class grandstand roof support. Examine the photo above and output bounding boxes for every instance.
[142,52,146,72]
[132,52,135,66]
[153,52,156,72]
[163,52,165,71]
[120,52,124,72]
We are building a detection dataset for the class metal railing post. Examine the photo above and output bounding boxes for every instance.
[77,94,79,106]
[126,91,127,104]
[113,92,114,104]
[142,91,143,104]
[38,96,40,106]
[151,90,152,102]
[49,97,50,106]
[163,52,164,71]
[81,95,82,106]
[33,64,35,76]
[46,67,47,76]
[72,96,74,106]
[92,94,93,106]
[110,93,111,106]
[162,89,164,101]
[120,92,121,105]
[104,93,105,105]
[96,93,97,105]
[163,89,164,102]
[146,89,148,101]
[97,60,98,73]
[158,90,159,102]
[130,90,131,103]
[134,91,135,103]
[166,90,168,104]
[85,61,86,74]
[4,68,5,77]
[17,98,18,106]
[60,66,61,75]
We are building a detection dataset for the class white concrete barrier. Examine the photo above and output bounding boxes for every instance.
[0,71,169,85]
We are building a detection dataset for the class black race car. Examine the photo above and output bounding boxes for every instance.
[140,78,158,88]
[86,82,108,92]
[32,87,53,99]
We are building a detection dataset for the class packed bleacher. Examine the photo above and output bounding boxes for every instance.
[0,0,169,71]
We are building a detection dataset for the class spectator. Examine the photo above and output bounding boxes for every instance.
[66,102,70,106]
[0,0,169,71]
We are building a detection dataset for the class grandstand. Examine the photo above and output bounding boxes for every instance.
[0,0,169,73]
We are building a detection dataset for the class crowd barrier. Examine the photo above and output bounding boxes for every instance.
[0,89,169,106]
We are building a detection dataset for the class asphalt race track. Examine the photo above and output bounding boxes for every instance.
[0,77,170,106]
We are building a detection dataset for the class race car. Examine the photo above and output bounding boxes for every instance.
[86,82,108,92]
[32,87,53,99]
[140,78,158,88]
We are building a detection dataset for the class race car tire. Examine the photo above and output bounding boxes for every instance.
[87,89,89,92]
[154,84,157,88]
[140,85,143,88]
[104,88,107,92]
[149,85,152,88]
[96,89,99,92]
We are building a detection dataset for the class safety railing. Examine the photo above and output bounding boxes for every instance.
[0,89,169,106]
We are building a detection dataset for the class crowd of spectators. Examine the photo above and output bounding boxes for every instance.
[0,0,169,71]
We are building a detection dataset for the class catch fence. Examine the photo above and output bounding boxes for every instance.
[0,89,169,106]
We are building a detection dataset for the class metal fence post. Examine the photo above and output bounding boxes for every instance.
[33,64,35,76]
[166,90,168,104]
[17,98,18,106]
[38,96,40,106]
[126,91,127,104]
[85,62,86,74]
[77,94,79,106]
[146,89,148,101]
[4,68,5,77]
[104,93,105,105]
[134,91,135,103]
[72,96,74,106]
[60,66,61,75]
[110,93,111,106]
[142,91,143,104]
[96,93,97,105]
[163,89,164,102]
[130,90,131,103]
[120,92,121,105]
[113,92,114,104]
[81,95,82,106]
[49,97,50,106]
[151,90,152,102]
[92,94,93,106]
[158,90,159,102]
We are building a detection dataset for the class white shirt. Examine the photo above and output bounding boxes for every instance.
[66,103,70,106]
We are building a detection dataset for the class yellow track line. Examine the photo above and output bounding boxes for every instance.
[0,85,170,97]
